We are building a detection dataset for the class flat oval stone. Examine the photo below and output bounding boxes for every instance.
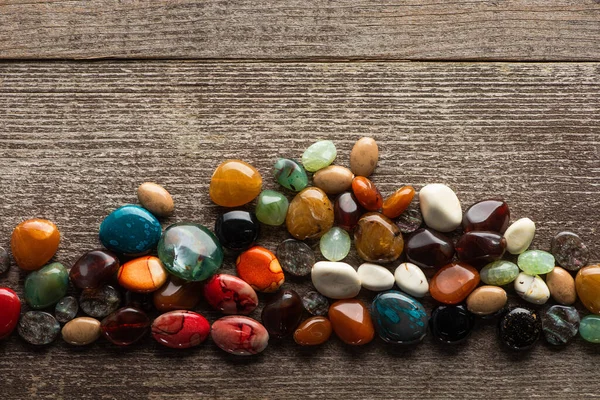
[0,287,21,339]
[466,286,507,316]
[255,190,289,226]
[211,316,269,355]
[261,289,303,339]
[575,265,600,314]
[313,165,354,195]
[499,307,541,351]
[419,184,462,232]
[99,205,162,256]
[276,239,315,277]
[329,299,374,345]
[546,266,577,306]
[286,187,334,240]
[18,311,60,345]
[11,218,60,271]
[24,262,69,309]
[514,273,550,305]
[153,276,203,312]
[350,137,378,177]
[118,256,167,293]
[302,140,337,172]
[302,291,329,316]
[382,186,415,219]
[0,247,9,275]
[480,260,520,286]
[518,250,555,275]
[551,231,589,272]
[333,192,364,231]
[351,176,383,211]
[357,263,395,292]
[273,158,308,192]
[462,199,510,233]
[430,305,474,344]
[209,159,263,207]
[580,315,600,344]
[354,212,403,263]
[405,228,454,269]
[215,210,260,251]
[456,231,506,267]
[79,285,121,318]
[371,291,428,345]
[203,274,259,315]
[151,310,210,349]
[158,222,224,282]
[311,261,361,299]
[55,296,78,324]
[504,217,536,255]
[542,305,580,346]
[69,249,120,290]
[320,227,351,262]
[430,262,480,304]
[394,262,429,298]
[294,316,332,346]
[236,246,284,293]
[101,307,150,346]
[394,203,423,234]
[137,182,174,217]
[61,317,102,346]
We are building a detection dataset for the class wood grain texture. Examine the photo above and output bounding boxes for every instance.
[1,0,600,60]
[0,61,599,399]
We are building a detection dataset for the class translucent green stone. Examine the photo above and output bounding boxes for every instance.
[255,190,289,226]
[319,227,351,262]
[301,140,337,172]
[480,260,519,286]
[518,250,555,275]
[273,158,308,192]
[580,315,600,343]
[24,262,69,309]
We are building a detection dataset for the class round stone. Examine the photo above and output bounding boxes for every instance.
[514,272,550,305]
[215,210,260,251]
[371,291,428,345]
[546,266,577,306]
[350,137,378,177]
[151,310,210,349]
[209,159,263,207]
[311,261,361,300]
[277,239,315,277]
[329,299,374,345]
[357,263,395,292]
[61,317,102,346]
[117,256,167,293]
[273,158,308,192]
[11,218,60,271]
[394,203,423,234]
[575,265,600,314]
[542,305,580,346]
[261,289,303,339]
[462,199,510,233]
[18,311,60,345]
[211,316,269,355]
[504,217,536,255]
[69,249,120,290]
[405,228,454,269]
[466,286,507,316]
[236,246,284,293]
[0,287,21,339]
[551,231,589,272]
[480,260,520,286]
[430,263,480,305]
[203,274,259,315]
[333,192,364,231]
[456,231,506,267]
[24,262,69,309]
[302,291,329,316]
[79,285,121,318]
[382,186,415,219]
[137,182,174,217]
[580,315,600,344]
[354,212,404,263]
[313,165,354,195]
[302,140,337,172]
[286,187,334,240]
[320,227,351,262]
[255,190,289,226]
[518,250,555,275]
[294,316,332,346]
[351,176,383,211]
[430,304,474,344]
[498,307,541,351]
[99,205,162,256]
[55,296,78,324]
[101,307,150,346]
[394,262,429,298]
[418,183,462,233]
[0,247,9,275]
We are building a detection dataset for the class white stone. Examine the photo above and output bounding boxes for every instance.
[357,263,395,292]
[418,184,462,232]
[504,217,536,254]
[311,261,361,299]
[394,262,429,298]
[514,272,550,305]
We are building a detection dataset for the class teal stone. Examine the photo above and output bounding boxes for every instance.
[24,262,69,309]
[255,190,289,226]
[580,315,600,343]
[480,260,520,286]
[301,140,337,172]
[273,159,308,192]
[158,223,223,282]
[319,227,351,262]
[542,305,580,346]
[518,250,555,275]
[371,290,428,345]
[99,204,162,255]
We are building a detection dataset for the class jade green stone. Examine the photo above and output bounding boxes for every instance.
[273,159,308,192]
[480,260,519,286]
[24,263,69,309]
[255,190,289,226]
[518,250,555,275]
[579,315,600,343]
[301,140,337,172]
[319,227,351,262]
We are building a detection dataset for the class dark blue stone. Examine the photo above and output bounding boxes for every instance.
[430,305,474,344]
[99,205,162,255]
[371,290,428,345]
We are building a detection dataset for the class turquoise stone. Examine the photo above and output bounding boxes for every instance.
[158,223,223,281]
[371,290,428,345]
[301,140,337,172]
[255,190,289,226]
[580,315,600,343]
[24,262,69,309]
[480,260,520,286]
[99,205,162,255]
[273,159,308,192]
[319,227,351,262]
[518,250,555,275]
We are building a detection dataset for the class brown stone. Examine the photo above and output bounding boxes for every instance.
[466,286,507,316]
[137,182,174,217]
[61,317,102,346]
[546,266,577,306]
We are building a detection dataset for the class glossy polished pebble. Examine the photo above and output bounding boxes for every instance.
[430,305,474,344]
[294,317,332,346]
[462,199,510,233]
[329,300,374,345]
[236,246,284,293]
[334,192,364,231]
[151,311,210,349]
[546,266,577,306]
[311,261,361,299]
[320,227,351,262]
[480,260,520,286]
[542,305,580,346]
[0,288,21,339]
[101,307,150,346]
[55,296,78,324]
[466,286,507,316]
[518,250,555,275]
[382,186,415,219]
[430,263,480,305]
[575,265,600,314]
[11,218,60,271]
[313,165,354,195]
[499,307,541,350]
[0,247,9,275]
[153,276,203,312]
[276,239,315,277]
[18,311,60,345]
[61,317,102,346]
[394,203,423,234]
[515,273,550,305]
[405,228,454,269]
[504,217,536,255]
[273,158,308,192]
[137,182,174,217]
[371,291,428,345]
[302,140,337,172]
[24,262,69,309]
[357,263,395,292]
[69,249,120,290]
[215,210,260,251]
[580,315,600,343]
[351,176,383,211]
[456,231,506,266]
[124,291,155,314]
[261,290,304,339]
[99,205,162,256]
[354,212,403,263]
[394,262,428,298]
[211,316,269,355]
[350,137,378,177]
[419,184,462,232]
[286,187,334,240]
[302,291,329,316]
[158,222,224,282]
[203,274,258,315]
[255,190,289,226]
[79,285,121,318]
[551,231,589,272]
[209,159,263,207]
[117,256,167,293]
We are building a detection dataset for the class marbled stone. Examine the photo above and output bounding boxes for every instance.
[203,274,259,315]
[276,239,315,277]
[286,187,334,240]
[99,205,162,256]
[546,266,577,306]
[579,315,600,344]
[462,199,510,233]
[79,285,121,318]
[329,299,374,345]
[61,317,102,346]
[236,246,284,293]
[371,291,428,345]
[394,262,429,298]
[11,218,60,271]
[293,316,332,346]
[504,217,536,255]
[18,311,60,345]
[153,276,203,312]
[542,305,580,346]
[382,186,415,219]
[456,231,506,267]
[430,304,474,344]
[215,210,260,251]
[255,190,289,226]
[419,184,462,232]
[0,287,21,339]
[350,137,378,177]
[333,192,364,231]
[24,262,69,309]
[498,307,541,351]
[405,228,454,269]
[209,159,263,207]
[354,212,404,263]
[118,256,167,293]
[551,231,589,272]
[137,182,174,217]
[69,249,120,290]
[302,291,329,316]
[211,316,269,355]
[575,265,600,314]
[55,296,78,324]
[151,310,210,349]
[0,247,9,275]
[101,307,150,346]
[430,263,480,305]
[518,250,555,275]
[480,260,519,286]
[311,261,361,299]
[320,227,351,262]
[394,203,423,234]
[351,176,383,211]
[357,263,395,292]
[466,286,507,316]
[313,165,354,195]
[302,140,337,172]
[273,158,308,192]
[261,289,303,339]
[514,273,550,305]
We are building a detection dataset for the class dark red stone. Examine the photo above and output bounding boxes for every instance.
[334,192,365,231]
[69,249,120,289]
[0,287,21,340]
[462,200,510,233]
[456,231,506,267]
[101,307,150,346]
[261,289,303,339]
[151,310,210,349]
[405,228,455,269]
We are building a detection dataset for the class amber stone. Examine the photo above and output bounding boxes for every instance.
[209,160,263,207]
[236,246,285,293]
[329,299,374,345]
[286,187,334,240]
[11,218,60,271]
[153,276,203,312]
[456,231,506,267]
[293,317,332,346]
[101,307,150,346]
[430,262,480,304]
[117,256,168,293]
[405,228,454,269]
[69,249,120,290]
[351,176,383,211]
[354,213,404,263]
[261,290,303,339]
[382,186,415,219]
[462,200,510,233]
[575,265,600,314]
[334,192,364,231]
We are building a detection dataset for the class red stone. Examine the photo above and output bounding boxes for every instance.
[351,176,383,211]
[334,192,364,231]
[0,288,21,340]
[456,231,506,266]
[203,274,259,315]
[151,310,210,349]
[211,316,269,356]
[69,249,120,289]
[101,307,150,346]
[430,263,480,305]
[462,199,510,233]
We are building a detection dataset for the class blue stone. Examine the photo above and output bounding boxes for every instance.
[371,290,428,345]
[99,205,162,255]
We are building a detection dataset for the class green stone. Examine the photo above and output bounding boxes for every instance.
[319,227,351,262]
[579,315,600,343]
[255,190,289,226]
[518,250,555,275]
[273,158,308,192]
[24,262,69,309]
[301,140,337,172]
[480,260,519,286]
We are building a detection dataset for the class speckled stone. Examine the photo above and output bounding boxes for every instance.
[79,285,122,318]
[542,305,580,346]
[302,291,329,316]
[276,239,315,277]
[55,296,78,324]
[394,203,423,234]
[551,231,589,272]
[498,307,541,351]
[0,247,9,275]
[18,311,60,345]
[371,291,428,345]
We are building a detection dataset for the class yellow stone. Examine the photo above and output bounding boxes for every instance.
[286,187,334,240]
[209,160,263,207]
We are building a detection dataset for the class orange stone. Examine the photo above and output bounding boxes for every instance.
[328,299,375,345]
[576,265,600,314]
[236,246,284,293]
[209,160,262,207]
[285,187,334,240]
[382,186,415,219]
[11,218,60,271]
[293,316,332,346]
[354,212,404,263]
[117,256,168,293]
[430,262,480,304]
[351,176,383,211]
[153,276,204,312]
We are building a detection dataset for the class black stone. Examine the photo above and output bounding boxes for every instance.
[498,307,541,350]
[430,305,474,344]
[215,210,260,251]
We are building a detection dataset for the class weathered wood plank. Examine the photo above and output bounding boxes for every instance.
[0,1,600,60]
[0,62,599,399]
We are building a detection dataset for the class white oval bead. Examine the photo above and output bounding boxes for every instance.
[514,272,550,305]
[311,261,361,299]
[394,262,429,298]
[418,184,462,232]
[504,217,536,255]
[357,263,394,292]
